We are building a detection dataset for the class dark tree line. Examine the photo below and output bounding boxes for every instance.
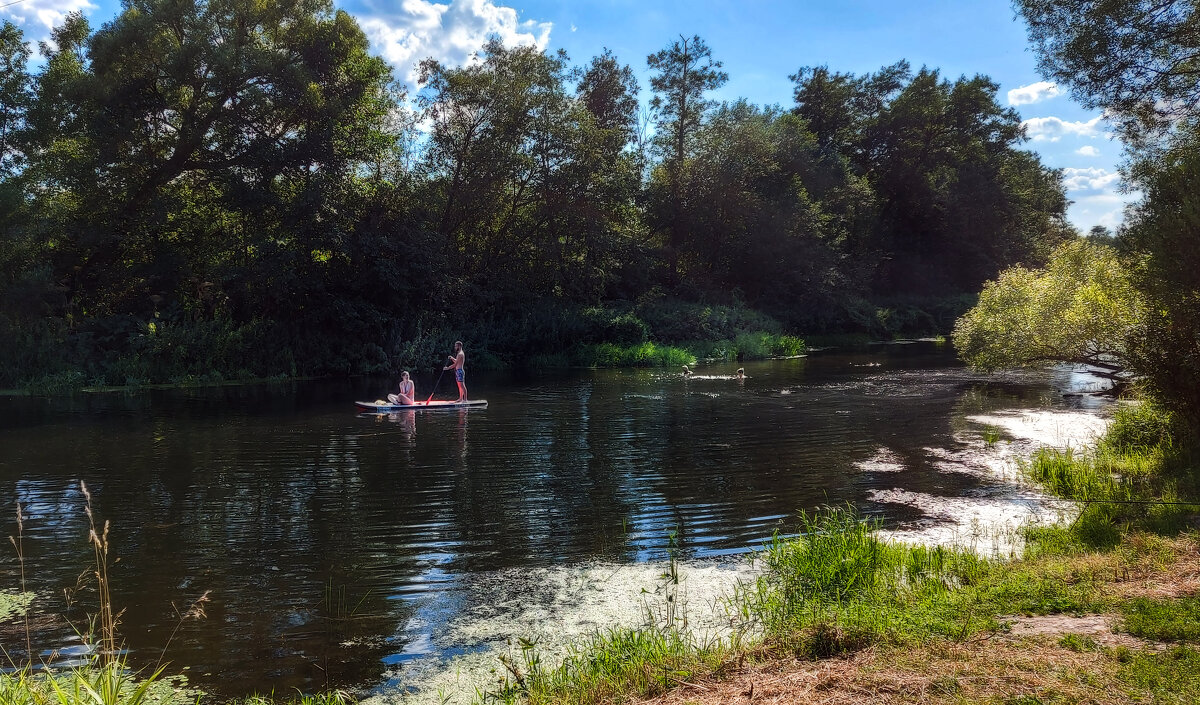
[0,0,1073,387]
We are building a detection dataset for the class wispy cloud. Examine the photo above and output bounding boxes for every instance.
[1075,145,1100,157]
[1062,167,1121,192]
[1021,115,1104,141]
[0,0,95,37]
[358,0,552,88]
[1070,191,1139,232]
[1007,81,1061,106]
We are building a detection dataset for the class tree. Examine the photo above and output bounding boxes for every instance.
[578,49,639,144]
[953,240,1142,378]
[790,64,1073,297]
[0,21,30,179]
[1016,0,1200,146]
[791,61,909,158]
[1017,1,1200,427]
[23,0,396,319]
[418,41,576,299]
[1122,124,1200,427]
[647,35,727,280]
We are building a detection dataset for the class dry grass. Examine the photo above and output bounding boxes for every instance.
[632,532,1200,705]
[633,641,1135,705]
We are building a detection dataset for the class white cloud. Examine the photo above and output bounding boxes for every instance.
[359,0,552,88]
[1097,208,1124,229]
[1022,115,1104,141]
[1,0,95,37]
[1062,167,1121,192]
[1075,145,1100,157]
[1007,81,1062,106]
[1068,190,1141,233]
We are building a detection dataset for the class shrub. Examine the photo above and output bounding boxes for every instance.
[1102,402,1177,453]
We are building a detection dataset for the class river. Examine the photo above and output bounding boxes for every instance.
[0,342,1111,700]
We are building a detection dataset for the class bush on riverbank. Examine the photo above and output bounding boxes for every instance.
[1025,401,1200,538]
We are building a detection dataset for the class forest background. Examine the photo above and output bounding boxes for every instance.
[0,0,1106,390]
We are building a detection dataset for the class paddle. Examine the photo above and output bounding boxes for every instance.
[424,356,452,405]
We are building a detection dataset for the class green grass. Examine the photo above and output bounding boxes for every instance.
[682,333,806,362]
[1022,401,1200,538]
[1114,645,1200,701]
[576,342,696,368]
[487,628,729,705]
[0,662,173,705]
[1119,597,1200,642]
[0,664,353,705]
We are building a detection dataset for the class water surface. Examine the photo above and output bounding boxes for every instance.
[0,344,1109,696]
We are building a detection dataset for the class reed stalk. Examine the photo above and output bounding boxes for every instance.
[80,481,122,666]
[7,502,32,668]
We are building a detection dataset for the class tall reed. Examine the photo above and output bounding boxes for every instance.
[7,503,32,667]
[79,482,121,665]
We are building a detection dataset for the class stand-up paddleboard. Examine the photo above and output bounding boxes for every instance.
[356,399,488,412]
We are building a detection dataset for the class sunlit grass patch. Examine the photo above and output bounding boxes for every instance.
[488,628,733,705]
[1114,645,1200,701]
[1021,401,1200,539]
[0,662,173,705]
[580,342,696,368]
[1118,597,1200,642]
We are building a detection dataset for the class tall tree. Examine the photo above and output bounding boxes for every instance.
[791,61,909,158]
[578,49,639,143]
[0,21,30,179]
[1017,0,1200,426]
[646,35,727,280]
[25,0,395,318]
[1017,0,1200,147]
[1123,126,1200,428]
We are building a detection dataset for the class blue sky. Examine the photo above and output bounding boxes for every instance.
[3,0,1133,231]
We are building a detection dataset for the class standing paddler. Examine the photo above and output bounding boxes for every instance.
[443,341,468,403]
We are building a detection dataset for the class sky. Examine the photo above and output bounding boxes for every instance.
[2,0,1135,232]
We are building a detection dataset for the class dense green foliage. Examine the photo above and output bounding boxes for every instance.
[1017,0,1200,148]
[0,2,1074,388]
[1015,0,1200,428]
[1025,401,1199,538]
[1122,128,1200,429]
[952,239,1142,377]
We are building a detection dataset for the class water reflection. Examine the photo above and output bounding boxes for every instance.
[0,346,1111,696]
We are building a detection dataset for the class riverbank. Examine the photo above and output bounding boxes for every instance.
[5,295,970,393]
[462,401,1200,705]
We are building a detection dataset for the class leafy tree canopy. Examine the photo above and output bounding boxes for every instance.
[953,239,1143,377]
[1016,0,1200,150]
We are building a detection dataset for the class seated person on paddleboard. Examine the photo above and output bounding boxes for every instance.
[443,341,467,402]
[391,370,415,406]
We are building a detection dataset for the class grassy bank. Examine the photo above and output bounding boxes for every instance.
[480,401,1200,705]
